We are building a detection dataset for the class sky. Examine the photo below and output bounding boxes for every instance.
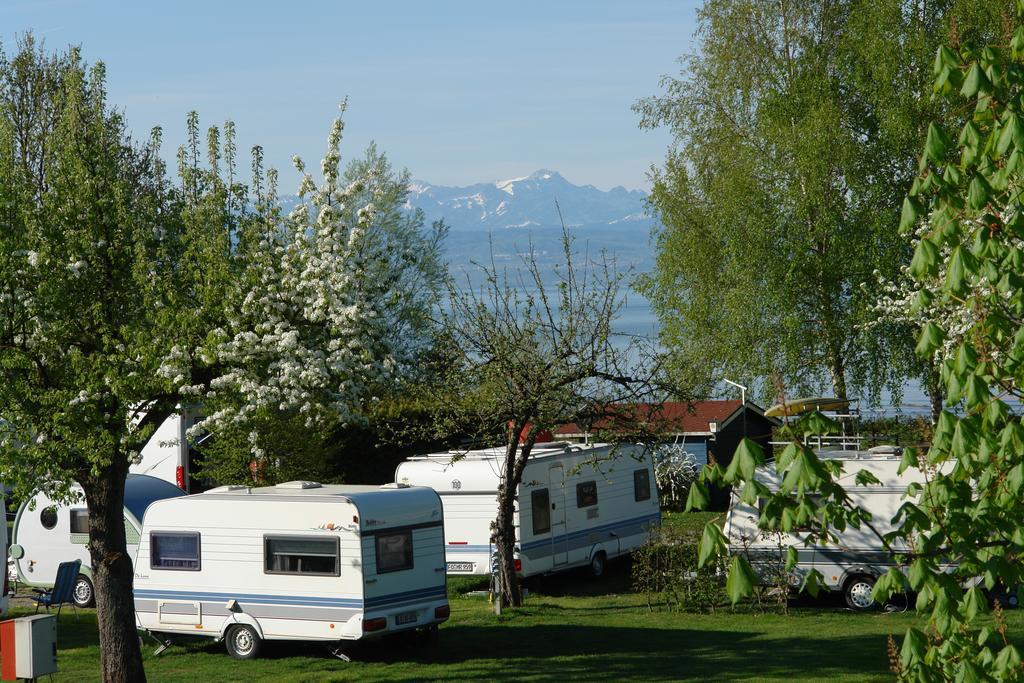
[1,0,700,192]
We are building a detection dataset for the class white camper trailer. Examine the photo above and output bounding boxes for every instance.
[724,446,940,610]
[132,481,450,659]
[9,474,185,608]
[395,442,660,578]
[129,410,210,493]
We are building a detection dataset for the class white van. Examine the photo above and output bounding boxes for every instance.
[133,481,450,659]
[395,442,660,578]
[9,474,185,608]
[724,446,942,610]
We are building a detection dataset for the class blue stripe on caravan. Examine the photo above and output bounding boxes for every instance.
[364,585,447,609]
[445,545,490,553]
[519,512,660,552]
[134,589,363,608]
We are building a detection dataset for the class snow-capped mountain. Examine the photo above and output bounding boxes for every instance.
[406,169,649,232]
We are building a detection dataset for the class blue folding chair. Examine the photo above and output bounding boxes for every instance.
[30,559,82,619]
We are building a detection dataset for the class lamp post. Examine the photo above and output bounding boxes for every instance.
[723,379,748,438]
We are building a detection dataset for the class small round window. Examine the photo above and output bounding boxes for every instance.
[40,506,58,530]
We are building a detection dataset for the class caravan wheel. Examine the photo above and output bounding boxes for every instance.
[72,575,94,608]
[225,624,262,660]
[844,575,877,611]
[589,551,607,578]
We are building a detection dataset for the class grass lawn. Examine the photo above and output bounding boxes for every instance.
[7,513,1022,681]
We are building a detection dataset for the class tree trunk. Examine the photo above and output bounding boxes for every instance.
[493,425,536,609]
[81,461,146,683]
[826,343,848,401]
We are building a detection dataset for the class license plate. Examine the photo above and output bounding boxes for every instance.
[447,562,475,573]
[395,611,417,625]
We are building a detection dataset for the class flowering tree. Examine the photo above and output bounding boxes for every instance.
[0,38,408,681]
[694,8,1024,680]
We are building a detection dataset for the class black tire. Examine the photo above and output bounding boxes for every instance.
[72,574,94,608]
[225,624,262,660]
[844,574,877,611]
[589,551,607,578]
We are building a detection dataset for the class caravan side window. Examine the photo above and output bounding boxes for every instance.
[531,489,551,534]
[633,469,651,502]
[70,509,90,534]
[150,532,201,570]
[264,536,340,576]
[576,481,598,508]
[375,530,414,573]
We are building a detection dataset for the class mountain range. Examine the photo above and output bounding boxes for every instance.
[406,169,651,232]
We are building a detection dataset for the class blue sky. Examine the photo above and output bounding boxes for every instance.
[2,1,699,192]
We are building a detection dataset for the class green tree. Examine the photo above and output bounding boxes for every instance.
[436,231,658,608]
[0,38,408,680]
[636,0,1005,406]
[694,8,1024,678]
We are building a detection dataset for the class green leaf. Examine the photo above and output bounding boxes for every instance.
[997,114,1019,156]
[934,45,959,75]
[734,438,764,480]
[900,627,928,669]
[946,247,967,292]
[898,447,919,475]
[916,322,945,358]
[899,196,922,234]
[956,660,984,683]
[994,644,1022,674]
[800,569,823,598]
[925,122,951,162]
[697,521,727,568]
[726,555,756,605]
[685,481,710,512]
[968,174,992,210]
[965,375,989,408]
[785,545,798,571]
[908,558,930,591]
[961,62,992,98]
[910,238,939,278]
[962,586,987,621]
[854,469,881,486]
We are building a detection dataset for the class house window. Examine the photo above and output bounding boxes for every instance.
[70,509,90,534]
[264,536,339,576]
[532,489,551,535]
[150,532,201,570]
[40,506,58,530]
[634,469,651,502]
[376,530,413,573]
[576,481,598,508]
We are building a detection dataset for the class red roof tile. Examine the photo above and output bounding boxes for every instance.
[554,400,743,436]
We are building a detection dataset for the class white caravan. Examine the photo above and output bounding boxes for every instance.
[395,442,660,578]
[724,446,942,610]
[9,474,185,608]
[128,410,210,493]
[132,481,450,660]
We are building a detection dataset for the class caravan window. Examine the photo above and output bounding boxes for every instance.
[576,481,598,508]
[70,509,90,534]
[531,489,551,534]
[633,469,651,502]
[40,506,58,530]
[376,530,414,573]
[264,536,340,576]
[150,532,201,570]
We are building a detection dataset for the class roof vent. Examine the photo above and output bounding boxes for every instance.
[867,445,901,455]
[277,480,322,490]
[380,483,410,489]
[206,485,250,493]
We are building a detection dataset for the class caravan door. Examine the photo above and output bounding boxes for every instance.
[549,465,568,567]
